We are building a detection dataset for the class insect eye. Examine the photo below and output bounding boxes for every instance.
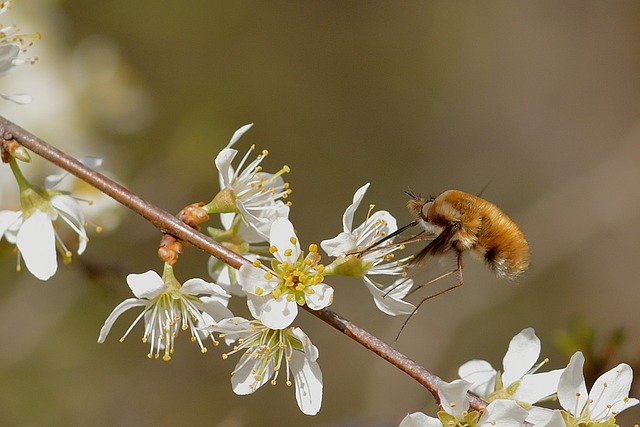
[421,201,432,220]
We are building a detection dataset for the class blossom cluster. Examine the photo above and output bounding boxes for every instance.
[401,328,639,427]
[2,121,638,422]
[92,125,419,415]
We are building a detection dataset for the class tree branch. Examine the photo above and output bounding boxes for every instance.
[0,114,493,414]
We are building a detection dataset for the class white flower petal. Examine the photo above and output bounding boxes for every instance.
[0,210,22,237]
[290,327,319,362]
[588,362,639,419]
[513,369,564,403]
[479,399,528,426]
[231,350,274,395]
[363,277,415,316]
[236,199,289,243]
[97,298,147,342]
[458,359,497,398]
[557,352,588,415]
[270,217,300,265]
[126,270,165,299]
[526,408,564,427]
[342,183,370,233]
[438,379,471,419]
[304,283,334,310]
[198,298,234,322]
[45,158,102,189]
[226,123,253,149]
[502,327,540,386]
[215,148,238,188]
[399,412,441,427]
[50,195,88,254]
[1,93,32,104]
[290,350,323,415]
[0,44,19,72]
[238,264,278,294]
[320,232,357,257]
[181,277,228,298]
[17,211,57,280]
[251,295,298,330]
[383,277,414,300]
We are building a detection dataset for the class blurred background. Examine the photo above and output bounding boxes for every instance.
[1,1,639,426]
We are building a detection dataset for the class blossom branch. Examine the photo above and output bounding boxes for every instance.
[0,114,490,413]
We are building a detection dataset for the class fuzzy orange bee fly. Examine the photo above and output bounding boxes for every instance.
[376,189,530,336]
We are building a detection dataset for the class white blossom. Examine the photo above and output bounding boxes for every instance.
[239,217,333,329]
[321,183,415,315]
[98,265,232,361]
[205,316,323,415]
[459,328,564,407]
[0,161,89,280]
[208,123,291,242]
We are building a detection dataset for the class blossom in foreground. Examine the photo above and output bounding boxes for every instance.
[206,123,291,243]
[553,351,638,426]
[98,264,233,361]
[0,159,89,280]
[458,327,564,411]
[205,316,323,415]
[239,217,334,329]
[399,379,528,427]
[0,0,40,104]
[321,183,415,315]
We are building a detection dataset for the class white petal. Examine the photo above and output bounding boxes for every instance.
[305,283,334,310]
[0,44,19,71]
[513,369,564,403]
[290,350,323,415]
[51,195,88,254]
[251,296,297,330]
[557,352,588,415]
[17,211,57,280]
[205,316,253,343]
[438,379,471,418]
[198,298,234,322]
[181,277,229,298]
[270,217,301,265]
[383,277,414,300]
[502,327,540,386]
[526,408,564,427]
[126,270,165,299]
[363,278,415,316]
[97,298,147,342]
[226,123,253,149]
[44,157,101,188]
[238,264,278,294]
[399,412,441,427]
[236,200,289,243]
[1,93,32,104]
[215,148,238,188]
[320,232,357,257]
[479,399,528,426]
[342,183,370,233]
[290,327,319,362]
[231,350,273,395]
[458,359,497,398]
[0,210,22,237]
[219,212,235,231]
[588,362,639,420]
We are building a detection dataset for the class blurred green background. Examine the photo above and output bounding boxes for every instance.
[1,1,639,426]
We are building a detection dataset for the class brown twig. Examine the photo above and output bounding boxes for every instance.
[0,115,496,415]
